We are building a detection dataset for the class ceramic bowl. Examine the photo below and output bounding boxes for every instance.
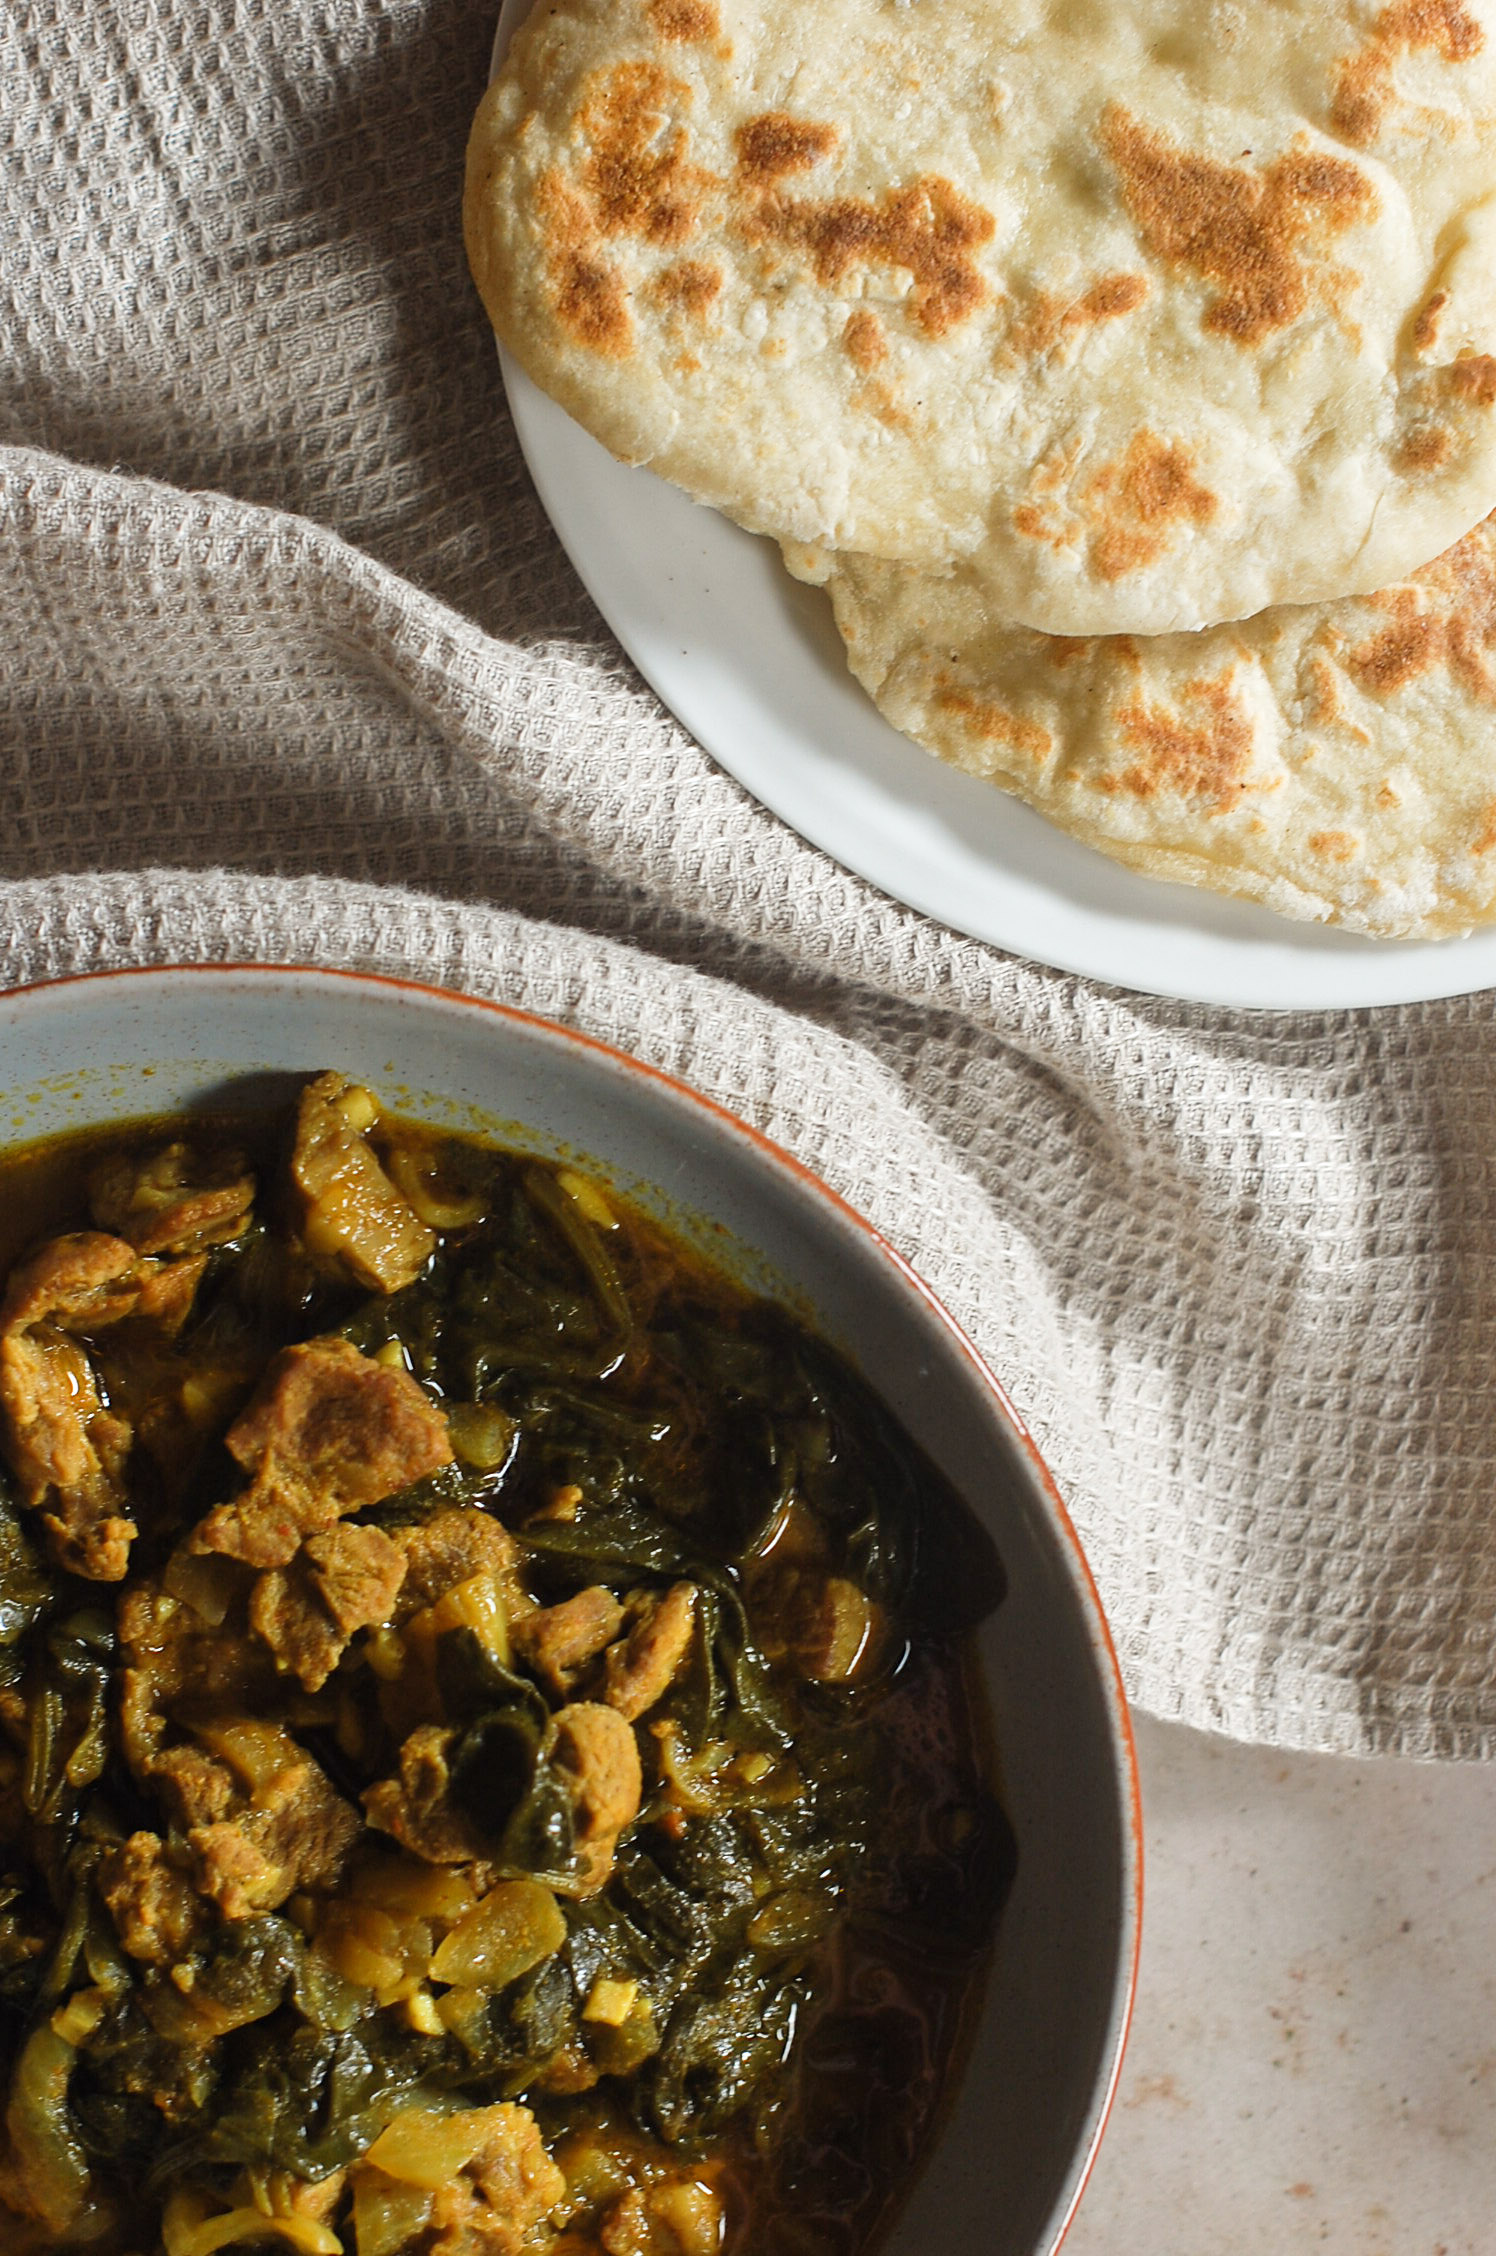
[0,963,1139,2256]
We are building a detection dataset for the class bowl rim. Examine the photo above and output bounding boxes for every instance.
[0,958,1142,2252]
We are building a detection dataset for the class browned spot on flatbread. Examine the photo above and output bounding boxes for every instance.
[1077,273,1151,321]
[537,171,633,356]
[650,259,723,317]
[647,0,721,40]
[1471,800,1496,851]
[1330,0,1483,146]
[1308,829,1361,862]
[1420,518,1496,694]
[1346,513,1496,698]
[736,113,838,182]
[1100,107,1376,347]
[538,63,724,355]
[1013,503,1057,543]
[1004,291,1068,362]
[1413,288,1449,354]
[1102,433,1218,531]
[1397,422,1454,472]
[1087,431,1220,581]
[1448,351,1496,406]
[580,62,704,247]
[936,686,1051,761]
[739,171,996,338]
[1002,272,1149,364]
[843,308,888,370]
[853,377,911,429]
[1376,782,1402,807]
[1347,595,1442,693]
[1105,675,1255,810]
[1309,652,1346,722]
[1306,649,1373,740]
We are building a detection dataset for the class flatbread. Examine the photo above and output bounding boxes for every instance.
[784,517,1496,938]
[468,0,1496,634]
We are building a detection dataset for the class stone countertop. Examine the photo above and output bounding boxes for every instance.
[1063,1717,1496,2256]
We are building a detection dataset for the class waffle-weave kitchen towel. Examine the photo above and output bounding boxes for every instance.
[6,1,1496,1756]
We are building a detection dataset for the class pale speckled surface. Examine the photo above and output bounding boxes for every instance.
[1066,1716,1496,2256]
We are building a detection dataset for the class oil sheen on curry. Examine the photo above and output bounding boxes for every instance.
[0,1075,1007,2256]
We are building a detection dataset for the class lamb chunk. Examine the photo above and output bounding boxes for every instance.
[123,1707,357,1915]
[364,1724,488,1865]
[88,1141,256,1256]
[3,1335,133,1579]
[395,1506,521,1614]
[292,1072,435,1294]
[425,2104,567,2256]
[2,1229,202,1341]
[377,1509,531,1744]
[187,1824,280,1921]
[1,1233,147,1337]
[599,1584,698,1722]
[0,1233,211,1580]
[193,1337,452,1568]
[116,1589,175,1764]
[150,1744,238,1829]
[129,1253,208,1336]
[601,2179,726,2256]
[551,1703,642,1839]
[549,1702,641,1898]
[779,1574,885,1684]
[310,1521,409,1633]
[117,1580,273,1773]
[0,1235,141,1579]
[250,1524,407,1692]
[187,1732,359,1918]
[469,2102,568,2232]
[37,1490,134,1586]
[96,1832,207,1967]
[512,1586,624,1697]
[248,1562,343,1694]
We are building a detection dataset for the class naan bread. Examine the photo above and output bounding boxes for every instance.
[785,518,1496,938]
[468,0,1496,634]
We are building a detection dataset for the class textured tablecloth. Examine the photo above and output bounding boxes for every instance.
[6,0,1496,1758]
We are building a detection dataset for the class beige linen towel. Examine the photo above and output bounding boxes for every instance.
[5,2,1496,1756]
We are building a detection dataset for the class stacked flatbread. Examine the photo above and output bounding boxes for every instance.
[466,0,1496,936]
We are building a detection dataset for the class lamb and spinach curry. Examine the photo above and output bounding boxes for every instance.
[0,1074,1008,2256]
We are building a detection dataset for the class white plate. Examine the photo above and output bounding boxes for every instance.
[490,4,1496,1010]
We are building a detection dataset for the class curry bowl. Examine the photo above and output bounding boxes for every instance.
[0,963,1138,2256]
